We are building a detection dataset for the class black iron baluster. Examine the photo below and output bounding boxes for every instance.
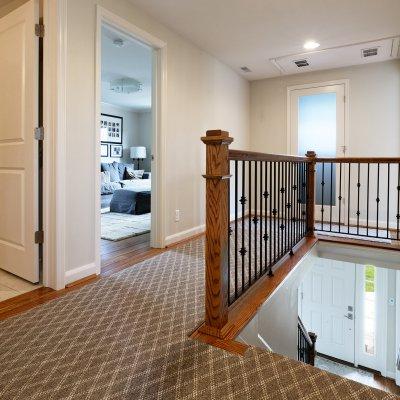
[254,161,258,280]
[289,162,292,249]
[248,161,252,286]
[274,162,277,263]
[241,160,246,294]
[356,163,361,235]
[387,163,390,239]
[228,169,231,303]
[297,162,300,242]
[277,162,281,259]
[347,163,351,234]
[330,162,333,232]
[260,161,263,277]
[234,160,238,300]
[321,162,325,231]
[338,163,342,233]
[367,163,370,236]
[376,163,380,237]
[397,163,400,240]
[264,161,268,275]
[269,162,273,276]
[303,162,307,236]
[284,162,288,253]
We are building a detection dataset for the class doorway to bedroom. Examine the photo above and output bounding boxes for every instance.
[99,23,153,264]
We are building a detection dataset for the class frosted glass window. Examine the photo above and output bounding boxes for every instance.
[298,93,337,206]
[363,265,376,356]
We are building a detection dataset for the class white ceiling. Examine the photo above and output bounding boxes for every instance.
[102,25,152,111]
[128,0,400,80]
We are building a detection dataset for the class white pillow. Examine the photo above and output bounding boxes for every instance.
[101,171,111,184]
[125,167,144,179]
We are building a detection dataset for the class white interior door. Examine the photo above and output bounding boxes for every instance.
[299,258,355,363]
[289,84,346,225]
[0,0,39,283]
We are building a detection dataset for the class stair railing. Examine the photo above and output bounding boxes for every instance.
[298,316,317,366]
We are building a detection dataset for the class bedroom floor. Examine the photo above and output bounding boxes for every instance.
[101,232,161,277]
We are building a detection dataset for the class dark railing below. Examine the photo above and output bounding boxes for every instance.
[298,317,317,366]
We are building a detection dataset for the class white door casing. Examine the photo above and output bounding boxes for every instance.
[300,258,356,363]
[0,0,39,283]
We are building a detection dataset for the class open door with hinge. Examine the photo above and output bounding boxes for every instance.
[0,0,40,283]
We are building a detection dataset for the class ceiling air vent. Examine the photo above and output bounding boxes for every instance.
[240,66,251,72]
[362,47,378,58]
[294,59,309,68]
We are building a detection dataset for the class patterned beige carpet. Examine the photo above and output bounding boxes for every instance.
[0,238,397,399]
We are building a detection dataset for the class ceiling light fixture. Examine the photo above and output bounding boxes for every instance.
[110,78,142,94]
[303,40,320,50]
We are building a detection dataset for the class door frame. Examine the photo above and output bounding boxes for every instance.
[94,6,167,273]
[286,79,350,156]
[354,264,388,376]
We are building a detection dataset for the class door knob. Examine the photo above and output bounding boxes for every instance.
[344,313,353,320]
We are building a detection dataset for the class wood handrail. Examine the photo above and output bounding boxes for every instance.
[315,156,400,163]
[229,149,310,163]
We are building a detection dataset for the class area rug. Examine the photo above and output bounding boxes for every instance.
[101,212,150,241]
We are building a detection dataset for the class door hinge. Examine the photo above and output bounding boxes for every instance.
[35,230,44,244]
[343,95,346,103]
[34,127,44,140]
[35,23,45,38]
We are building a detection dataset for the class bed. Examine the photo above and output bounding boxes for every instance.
[109,179,151,215]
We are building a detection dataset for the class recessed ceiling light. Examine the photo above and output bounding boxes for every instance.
[303,40,320,50]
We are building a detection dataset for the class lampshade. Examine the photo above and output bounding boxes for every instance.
[130,146,147,159]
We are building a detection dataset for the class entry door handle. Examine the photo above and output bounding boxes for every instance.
[344,313,353,320]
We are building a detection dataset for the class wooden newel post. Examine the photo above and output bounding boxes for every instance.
[305,151,316,237]
[200,130,233,338]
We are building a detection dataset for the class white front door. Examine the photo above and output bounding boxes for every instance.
[289,83,346,225]
[0,0,40,283]
[299,257,355,363]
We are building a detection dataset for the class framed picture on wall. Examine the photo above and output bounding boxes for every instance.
[110,144,123,158]
[100,143,108,157]
[100,113,123,144]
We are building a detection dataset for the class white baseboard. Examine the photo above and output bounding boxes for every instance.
[165,224,205,246]
[386,370,396,380]
[64,262,98,285]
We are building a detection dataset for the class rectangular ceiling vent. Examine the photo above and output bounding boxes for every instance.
[294,59,309,68]
[362,47,379,58]
[240,66,251,72]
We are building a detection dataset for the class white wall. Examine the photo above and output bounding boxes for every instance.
[238,247,315,359]
[64,0,250,275]
[250,60,400,157]
[137,111,152,172]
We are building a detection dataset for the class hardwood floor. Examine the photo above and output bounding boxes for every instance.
[100,233,164,277]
